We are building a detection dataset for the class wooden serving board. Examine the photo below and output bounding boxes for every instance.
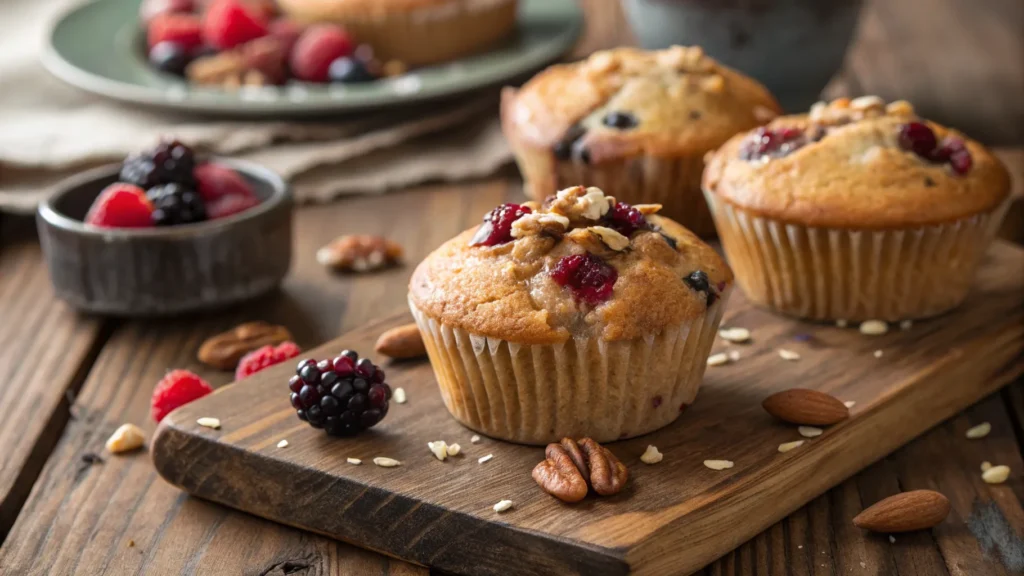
[152,241,1024,576]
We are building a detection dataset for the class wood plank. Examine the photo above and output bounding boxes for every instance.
[150,241,1024,576]
[0,181,516,575]
[0,216,105,540]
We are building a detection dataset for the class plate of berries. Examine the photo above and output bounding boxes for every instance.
[42,0,582,116]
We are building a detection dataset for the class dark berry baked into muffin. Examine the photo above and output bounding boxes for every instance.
[409,186,733,444]
[501,46,781,238]
[703,96,1012,322]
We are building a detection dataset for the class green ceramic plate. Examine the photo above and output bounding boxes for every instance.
[43,0,582,116]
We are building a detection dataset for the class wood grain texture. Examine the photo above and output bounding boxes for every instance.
[0,181,520,576]
[0,217,105,539]
[151,242,1024,576]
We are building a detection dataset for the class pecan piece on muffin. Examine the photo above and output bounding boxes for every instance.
[408,186,733,444]
[702,97,1011,322]
[501,46,782,238]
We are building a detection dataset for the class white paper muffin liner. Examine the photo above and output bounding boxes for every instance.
[409,289,730,445]
[704,191,1010,322]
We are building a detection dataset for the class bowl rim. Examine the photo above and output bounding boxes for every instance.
[38,157,291,238]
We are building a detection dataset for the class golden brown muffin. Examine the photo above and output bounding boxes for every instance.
[276,0,518,67]
[703,96,1012,322]
[409,186,733,445]
[501,46,781,238]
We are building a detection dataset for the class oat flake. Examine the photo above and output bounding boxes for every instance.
[197,417,221,430]
[373,457,401,467]
[704,459,734,470]
[965,422,991,439]
[393,387,407,404]
[798,426,823,438]
[493,500,513,513]
[277,439,289,448]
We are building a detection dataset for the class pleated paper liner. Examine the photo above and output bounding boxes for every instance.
[410,289,730,445]
[705,191,1010,322]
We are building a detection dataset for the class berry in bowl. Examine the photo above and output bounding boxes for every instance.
[140,0,398,88]
[37,140,292,316]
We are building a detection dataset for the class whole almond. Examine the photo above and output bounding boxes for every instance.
[375,324,427,359]
[762,388,849,426]
[198,322,293,370]
[853,490,951,533]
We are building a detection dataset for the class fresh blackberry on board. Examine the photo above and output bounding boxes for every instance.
[148,183,207,226]
[290,351,391,436]
[120,139,198,189]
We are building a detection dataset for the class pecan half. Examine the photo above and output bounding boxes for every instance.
[532,437,628,502]
[532,439,589,503]
[198,321,293,370]
[317,235,403,273]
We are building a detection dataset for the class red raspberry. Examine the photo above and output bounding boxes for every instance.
[207,194,261,219]
[468,203,532,246]
[85,183,155,229]
[550,254,618,305]
[289,24,354,83]
[151,370,214,422]
[194,162,256,202]
[236,342,302,380]
[147,12,203,51]
[202,0,269,50]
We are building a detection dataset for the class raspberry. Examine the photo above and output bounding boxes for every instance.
[290,351,391,436]
[194,162,256,202]
[290,24,355,83]
[85,183,155,229]
[207,194,261,219]
[147,12,203,51]
[236,341,301,380]
[202,0,269,50]
[469,203,532,247]
[152,370,214,422]
[550,254,618,306]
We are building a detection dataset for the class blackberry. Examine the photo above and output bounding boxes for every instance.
[290,352,391,436]
[120,139,197,189]
[328,57,376,83]
[149,41,192,76]
[148,183,207,226]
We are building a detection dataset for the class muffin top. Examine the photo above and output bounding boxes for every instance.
[703,97,1012,228]
[501,46,782,163]
[409,186,732,345]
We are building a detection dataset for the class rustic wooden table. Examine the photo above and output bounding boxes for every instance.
[1,1,1022,574]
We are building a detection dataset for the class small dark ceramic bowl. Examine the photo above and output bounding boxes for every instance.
[37,159,292,317]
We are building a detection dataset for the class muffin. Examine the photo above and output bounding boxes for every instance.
[409,186,733,444]
[275,0,518,67]
[703,96,1012,322]
[501,46,782,238]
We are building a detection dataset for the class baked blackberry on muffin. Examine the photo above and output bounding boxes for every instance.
[501,46,781,238]
[409,186,733,444]
[703,96,1011,322]
[276,0,518,67]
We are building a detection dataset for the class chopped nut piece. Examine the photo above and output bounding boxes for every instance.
[393,387,407,404]
[850,95,885,112]
[704,459,734,470]
[778,440,805,453]
[899,320,913,330]
[105,423,146,454]
[798,426,823,438]
[889,535,896,544]
[835,319,848,328]
[447,443,462,456]
[565,226,629,256]
[493,500,514,513]
[844,400,857,409]
[585,51,619,74]
[589,226,630,251]
[873,350,884,358]
[277,439,289,448]
[197,417,221,430]
[966,422,991,439]
[701,74,725,93]
[707,352,730,367]
[470,434,481,444]
[347,457,362,465]
[982,465,1010,484]
[640,445,663,464]
[187,51,246,86]
[859,320,889,335]
[753,105,778,123]
[778,349,801,361]
[373,457,401,467]
[428,441,448,461]
[886,100,915,116]
[981,461,993,472]
[317,235,402,273]
[511,212,570,239]
[633,204,662,215]
[547,186,614,223]
[478,454,493,464]
[719,327,751,343]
